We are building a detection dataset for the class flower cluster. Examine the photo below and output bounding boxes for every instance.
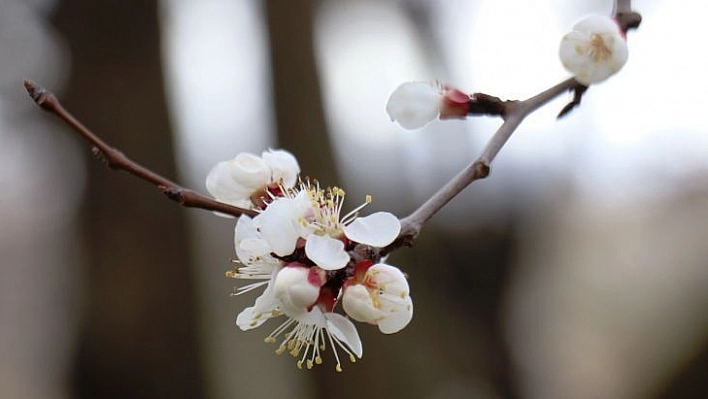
[559,15,628,85]
[210,150,413,371]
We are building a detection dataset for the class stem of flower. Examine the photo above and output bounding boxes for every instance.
[23,79,257,218]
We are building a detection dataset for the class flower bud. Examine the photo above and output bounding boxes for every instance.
[342,263,413,334]
[386,82,470,130]
[274,264,323,316]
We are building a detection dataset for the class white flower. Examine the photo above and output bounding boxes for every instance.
[253,192,313,257]
[254,184,400,271]
[235,274,280,330]
[265,306,363,371]
[386,81,470,130]
[559,15,628,85]
[234,215,278,265]
[273,264,323,316]
[342,263,413,334]
[206,149,300,210]
[230,215,284,330]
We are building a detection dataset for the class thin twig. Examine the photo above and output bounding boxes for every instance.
[25,0,641,257]
[387,79,578,251]
[23,79,257,218]
[385,1,642,253]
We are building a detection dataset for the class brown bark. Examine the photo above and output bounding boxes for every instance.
[52,1,204,397]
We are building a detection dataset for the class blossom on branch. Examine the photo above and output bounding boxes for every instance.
[342,262,413,334]
[206,149,300,210]
[559,15,628,85]
[216,150,412,371]
[386,81,470,130]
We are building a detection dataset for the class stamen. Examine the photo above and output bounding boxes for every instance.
[341,196,372,225]
[325,329,344,372]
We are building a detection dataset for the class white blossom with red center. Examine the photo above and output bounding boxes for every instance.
[214,150,412,371]
[254,182,401,271]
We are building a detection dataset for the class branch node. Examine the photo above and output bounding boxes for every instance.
[473,161,490,178]
[91,146,107,164]
[468,93,509,117]
[162,186,186,204]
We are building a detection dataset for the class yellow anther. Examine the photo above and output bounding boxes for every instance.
[297,360,303,370]
[315,356,323,365]
[365,194,372,203]
[306,360,314,369]
[349,354,356,363]
[335,364,343,373]
[275,346,286,355]
[264,337,276,343]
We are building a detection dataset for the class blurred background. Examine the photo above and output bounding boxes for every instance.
[1,0,707,398]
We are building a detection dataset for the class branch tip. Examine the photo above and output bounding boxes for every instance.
[557,83,588,118]
[24,79,55,109]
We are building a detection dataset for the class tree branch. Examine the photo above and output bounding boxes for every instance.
[23,79,257,218]
[615,0,642,33]
[386,78,578,251]
[385,1,642,253]
[24,0,642,258]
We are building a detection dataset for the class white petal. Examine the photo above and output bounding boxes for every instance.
[262,149,300,188]
[377,296,413,334]
[343,212,401,247]
[304,234,349,270]
[236,281,279,331]
[325,312,363,358]
[273,266,321,316]
[238,238,272,260]
[228,152,270,189]
[235,215,257,242]
[369,263,409,292]
[342,284,384,323]
[255,198,300,256]
[386,81,442,130]
[573,14,622,34]
[206,161,253,209]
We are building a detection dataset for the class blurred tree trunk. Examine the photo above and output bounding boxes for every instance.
[265,0,339,187]
[53,1,204,397]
